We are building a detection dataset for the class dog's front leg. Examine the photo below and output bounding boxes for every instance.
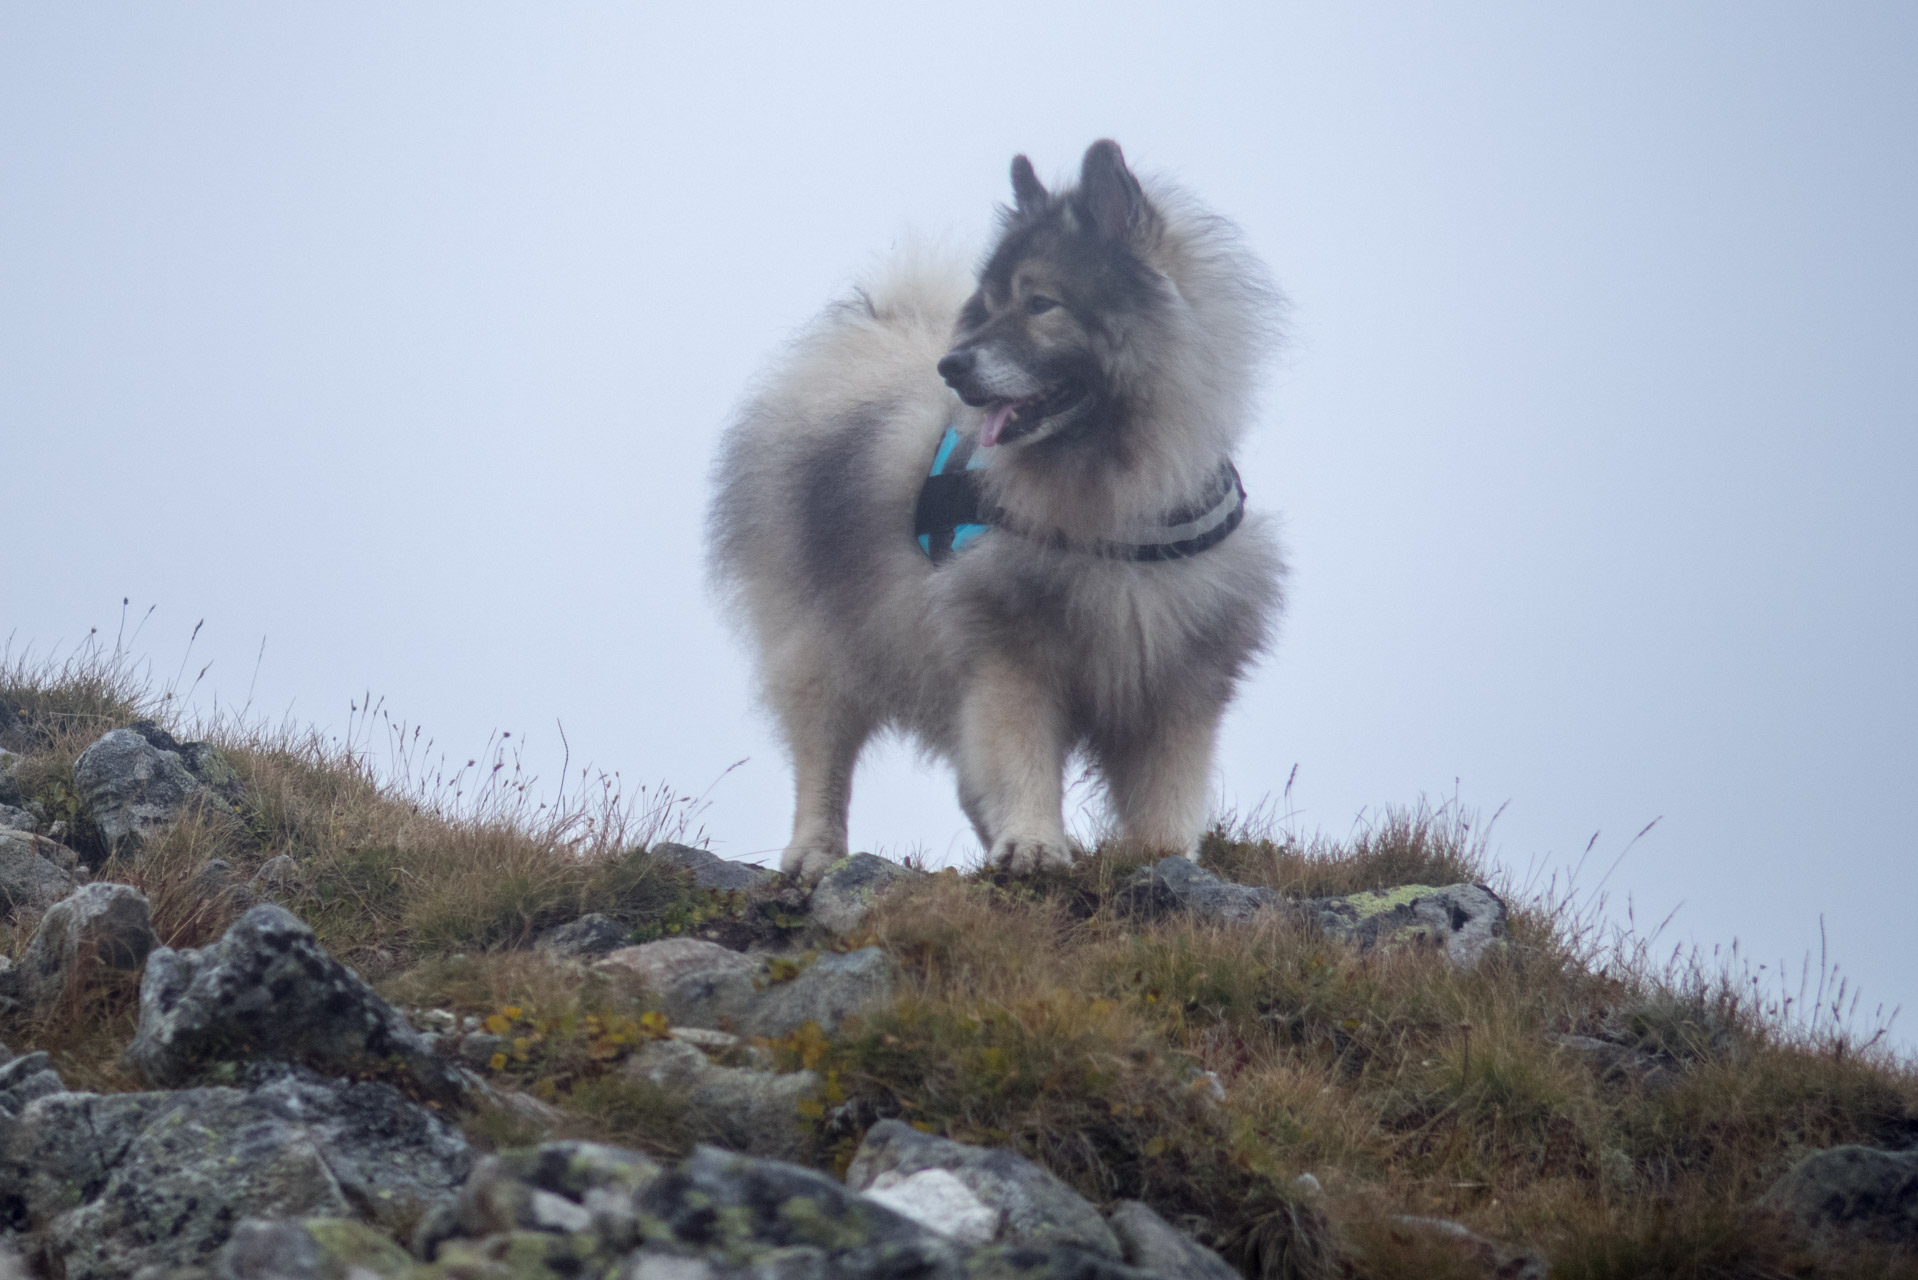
[957,659,1075,873]
[1099,703,1223,861]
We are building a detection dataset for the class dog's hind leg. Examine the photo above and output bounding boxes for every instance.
[956,659,1075,873]
[1098,704,1222,860]
[773,666,873,881]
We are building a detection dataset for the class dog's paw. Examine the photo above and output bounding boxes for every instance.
[780,842,845,882]
[990,833,1076,875]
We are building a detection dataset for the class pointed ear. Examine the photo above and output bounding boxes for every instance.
[1010,155,1048,213]
[1078,139,1146,242]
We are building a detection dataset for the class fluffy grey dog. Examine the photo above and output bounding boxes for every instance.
[709,140,1284,878]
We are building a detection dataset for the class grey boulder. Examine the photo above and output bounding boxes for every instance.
[1766,1144,1918,1247]
[127,903,467,1105]
[1303,883,1510,970]
[652,842,779,892]
[0,806,32,833]
[536,911,633,958]
[1117,859,1510,970]
[601,937,763,1028]
[740,947,896,1037]
[214,1217,415,1280]
[808,853,917,935]
[636,1144,963,1278]
[623,1038,820,1160]
[0,1047,68,1119]
[1117,857,1278,924]
[847,1119,1122,1259]
[411,1139,665,1260]
[19,881,155,1011]
[0,830,78,916]
[13,1071,473,1280]
[72,726,223,850]
[1107,1201,1239,1280]
[600,939,895,1036]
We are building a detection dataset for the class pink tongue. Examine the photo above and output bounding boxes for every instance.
[982,403,1017,447]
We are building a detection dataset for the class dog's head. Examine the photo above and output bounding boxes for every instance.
[937,140,1167,450]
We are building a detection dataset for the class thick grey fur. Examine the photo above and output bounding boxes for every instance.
[709,140,1285,877]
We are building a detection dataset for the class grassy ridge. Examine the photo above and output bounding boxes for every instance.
[2,642,1913,1278]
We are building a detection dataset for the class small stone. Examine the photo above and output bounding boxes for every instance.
[0,1049,67,1114]
[847,1119,1121,1258]
[213,1217,415,1280]
[598,938,761,1028]
[739,947,895,1037]
[864,1168,1001,1244]
[1387,1217,1548,1280]
[807,853,917,935]
[21,882,156,1011]
[637,1146,950,1265]
[625,1039,709,1090]
[1599,1147,1637,1195]
[0,830,78,917]
[250,854,301,892]
[1108,1200,1240,1280]
[666,1026,741,1051]
[535,912,632,959]
[459,1033,509,1068]
[527,1188,594,1233]
[621,1042,822,1160]
[413,1007,460,1035]
[1119,857,1279,924]
[494,1141,664,1201]
[650,843,778,892]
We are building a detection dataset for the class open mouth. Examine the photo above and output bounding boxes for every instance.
[980,381,1086,447]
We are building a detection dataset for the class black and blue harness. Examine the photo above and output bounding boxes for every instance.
[913,426,1246,564]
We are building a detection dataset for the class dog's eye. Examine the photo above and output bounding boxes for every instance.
[1025,295,1060,316]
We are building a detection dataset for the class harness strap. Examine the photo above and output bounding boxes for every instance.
[913,427,1247,564]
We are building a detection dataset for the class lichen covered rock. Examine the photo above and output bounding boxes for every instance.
[214,1217,416,1280]
[1118,858,1509,970]
[71,726,208,851]
[19,881,155,1012]
[807,853,917,935]
[847,1120,1122,1259]
[127,903,466,1104]
[652,842,779,893]
[0,831,77,918]
[13,1072,472,1280]
[1766,1143,1918,1247]
[1305,882,1509,970]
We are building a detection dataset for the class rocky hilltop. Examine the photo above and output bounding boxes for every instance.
[0,662,1912,1279]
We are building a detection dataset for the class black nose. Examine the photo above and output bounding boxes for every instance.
[936,350,974,385]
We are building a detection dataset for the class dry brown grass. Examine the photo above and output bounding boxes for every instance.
[0,644,711,1084]
[5,645,1915,1276]
[840,826,1918,1280]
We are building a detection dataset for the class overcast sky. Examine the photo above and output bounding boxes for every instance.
[5,5,1914,1048]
